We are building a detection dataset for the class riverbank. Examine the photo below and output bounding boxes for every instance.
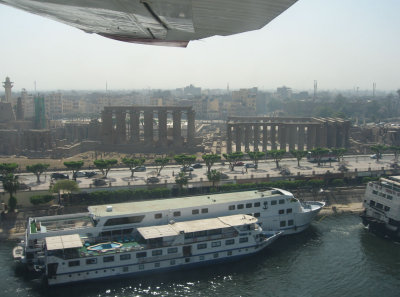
[0,185,366,241]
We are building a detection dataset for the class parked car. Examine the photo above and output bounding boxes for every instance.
[51,173,69,180]
[338,164,349,172]
[233,161,244,167]
[220,173,229,180]
[180,166,194,172]
[191,163,203,169]
[134,166,146,172]
[18,183,30,190]
[370,153,382,159]
[147,176,160,183]
[84,171,97,178]
[280,168,291,176]
[73,171,86,178]
[93,178,106,186]
[245,163,257,168]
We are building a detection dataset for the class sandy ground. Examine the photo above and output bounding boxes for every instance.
[319,202,363,216]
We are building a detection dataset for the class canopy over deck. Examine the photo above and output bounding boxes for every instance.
[45,234,83,251]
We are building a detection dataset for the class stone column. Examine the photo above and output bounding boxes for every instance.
[253,124,260,151]
[227,124,233,154]
[270,125,277,150]
[130,110,140,143]
[262,125,268,152]
[115,110,126,144]
[298,125,305,151]
[318,122,328,148]
[344,121,350,148]
[173,110,182,146]
[244,124,251,152]
[279,125,286,150]
[328,123,337,148]
[144,109,154,145]
[158,109,168,147]
[288,125,296,151]
[187,109,195,146]
[101,109,113,144]
[235,124,242,152]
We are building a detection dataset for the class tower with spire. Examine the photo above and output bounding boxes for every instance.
[2,77,14,103]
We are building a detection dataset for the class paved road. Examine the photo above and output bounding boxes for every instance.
[5,154,395,192]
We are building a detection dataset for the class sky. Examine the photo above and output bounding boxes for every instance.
[0,0,399,93]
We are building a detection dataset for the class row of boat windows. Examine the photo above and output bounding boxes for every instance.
[67,238,251,267]
[280,220,294,227]
[66,251,241,278]
[369,200,391,212]
[372,190,393,200]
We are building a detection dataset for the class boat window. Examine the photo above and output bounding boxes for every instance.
[104,215,145,226]
[278,209,284,215]
[123,267,129,272]
[212,241,221,247]
[280,221,286,227]
[194,231,207,237]
[197,243,207,249]
[239,237,248,243]
[372,190,378,195]
[279,199,285,204]
[103,256,114,263]
[229,205,235,210]
[254,212,260,218]
[237,204,244,209]
[154,213,162,219]
[287,208,292,214]
[86,258,97,265]
[173,211,181,217]
[68,260,80,267]
[120,254,131,261]
[387,195,393,200]
[246,203,252,208]
[227,251,232,256]
[214,253,219,258]
[384,206,390,212]
[199,255,205,261]
[192,209,199,215]
[170,259,176,265]
[168,247,178,254]
[376,203,383,209]
[271,200,277,205]
[155,262,160,268]
[254,202,261,207]
[139,264,144,270]
[152,250,162,256]
[184,233,193,239]
[201,208,208,214]
[370,200,375,207]
[288,219,294,226]
[208,228,222,236]
[225,239,235,245]
[136,252,147,258]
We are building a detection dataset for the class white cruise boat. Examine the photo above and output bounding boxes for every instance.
[15,188,324,267]
[361,176,400,239]
[37,215,281,285]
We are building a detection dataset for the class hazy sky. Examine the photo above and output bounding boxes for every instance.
[0,0,399,92]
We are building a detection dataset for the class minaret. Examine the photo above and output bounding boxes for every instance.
[2,77,14,103]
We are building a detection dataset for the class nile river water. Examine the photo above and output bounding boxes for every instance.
[1,214,399,297]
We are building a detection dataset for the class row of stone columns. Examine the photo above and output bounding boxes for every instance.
[227,122,349,153]
[101,107,195,147]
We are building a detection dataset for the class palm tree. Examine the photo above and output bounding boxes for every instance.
[2,174,19,212]
[207,169,221,188]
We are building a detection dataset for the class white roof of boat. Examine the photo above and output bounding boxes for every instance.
[88,189,287,217]
[45,234,83,251]
[137,214,257,240]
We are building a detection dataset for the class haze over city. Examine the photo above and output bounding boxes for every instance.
[0,0,399,92]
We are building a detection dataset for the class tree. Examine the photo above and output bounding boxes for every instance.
[202,154,221,174]
[290,150,308,167]
[310,147,330,166]
[207,169,221,188]
[0,163,18,176]
[247,151,265,169]
[26,163,50,183]
[331,148,347,164]
[175,172,188,191]
[93,159,118,178]
[370,144,388,162]
[174,154,196,171]
[122,157,145,178]
[155,157,170,176]
[222,151,244,171]
[390,146,400,163]
[2,174,19,212]
[63,161,84,180]
[50,180,79,205]
[268,149,286,169]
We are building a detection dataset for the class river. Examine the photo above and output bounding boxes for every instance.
[1,214,399,297]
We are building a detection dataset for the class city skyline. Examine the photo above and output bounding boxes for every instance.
[1,0,400,92]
